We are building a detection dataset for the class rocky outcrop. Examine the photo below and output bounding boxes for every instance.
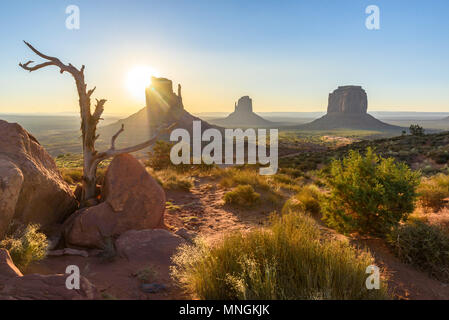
[0,249,97,300]
[327,86,367,114]
[0,160,24,239]
[116,229,186,264]
[296,86,403,132]
[98,77,220,152]
[64,154,166,249]
[212,96,273,127]
[0,120,77,240]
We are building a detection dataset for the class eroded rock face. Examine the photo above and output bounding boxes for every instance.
[0,249,98,300]
[234,96,253,114]
[0,120,77,239]
[0,160,24,239]
[327,86,368,114]
[64,154,166,248]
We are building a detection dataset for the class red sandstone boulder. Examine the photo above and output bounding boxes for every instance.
[0,249,97,300]
[64,154,166,248]
[0,160,24,239]
[0,120,78,239]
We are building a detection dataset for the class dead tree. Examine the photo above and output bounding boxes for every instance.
[19,41,174,203]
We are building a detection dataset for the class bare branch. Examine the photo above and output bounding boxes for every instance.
[110,124,125,150]
[19,61,55,72]
[87,86,96,97]
[19,41,80,76]
[95,122,177,161]
[23,41,59,61]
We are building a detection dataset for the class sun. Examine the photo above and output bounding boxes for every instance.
[125,66,160,101]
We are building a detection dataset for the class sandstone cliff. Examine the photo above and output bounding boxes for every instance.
[296,86,403,132]
[98,77,220,151]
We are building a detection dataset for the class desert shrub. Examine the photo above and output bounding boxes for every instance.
[146,140,174,170]
[0,224,48,270]
[418,174,449,211]
[220,168,270,191]
[410,124,424,136]
[323,148,420,236]
[271,174,295,185]
[171,211,389,300]
[283,185,321,216]
[156,169,193,191]
[61,167,106,186]
[61,168,83,184]
[224,185,260,208]
[387,220,449,282]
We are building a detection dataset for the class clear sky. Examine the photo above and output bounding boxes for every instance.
[0,0,448,115]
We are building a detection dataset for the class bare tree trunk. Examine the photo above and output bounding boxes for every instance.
[20,41,174,205]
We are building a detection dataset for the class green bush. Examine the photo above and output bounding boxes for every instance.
[0,224,48,270]
[387,220,449,282]
[323,148,420,236]
[61,168,83,184]
[418,174,449,211]
[410,124,424,136]
[224,185,260,208]
[283,185,321,216]
[171,211,389,300]
[146,140,174,170]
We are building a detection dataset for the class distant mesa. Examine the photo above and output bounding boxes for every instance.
[212,96,272,127]
[327,86,367,114]
[296,85,402,131]
[99,76,219,150]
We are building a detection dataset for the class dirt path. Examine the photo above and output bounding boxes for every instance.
[165,176,271,244]
[356,237,449,300]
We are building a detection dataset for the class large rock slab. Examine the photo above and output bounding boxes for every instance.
[116,229,186,264]
[64,154,166,248]
[0,120,77,239]
[0,249,97,300]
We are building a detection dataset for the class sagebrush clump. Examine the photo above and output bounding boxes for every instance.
[224,185,261,208]
[283,185,321,216]
[0,224,48,270]
[418,174,449,211]
[323,148,420,236]
[387,220,449,282]
[154,169,193,191]
[171,211,389,300]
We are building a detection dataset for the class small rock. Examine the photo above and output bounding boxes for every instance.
[47,248,89,258]
[175,228,197,242]
[140,283,167,294]
[47,235,62,251]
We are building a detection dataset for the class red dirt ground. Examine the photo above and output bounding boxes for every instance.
[26,177,449,300]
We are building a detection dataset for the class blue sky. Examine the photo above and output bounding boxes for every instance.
[0,0,448,114]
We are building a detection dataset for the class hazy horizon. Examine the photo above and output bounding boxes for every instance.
[1,0,449,115]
